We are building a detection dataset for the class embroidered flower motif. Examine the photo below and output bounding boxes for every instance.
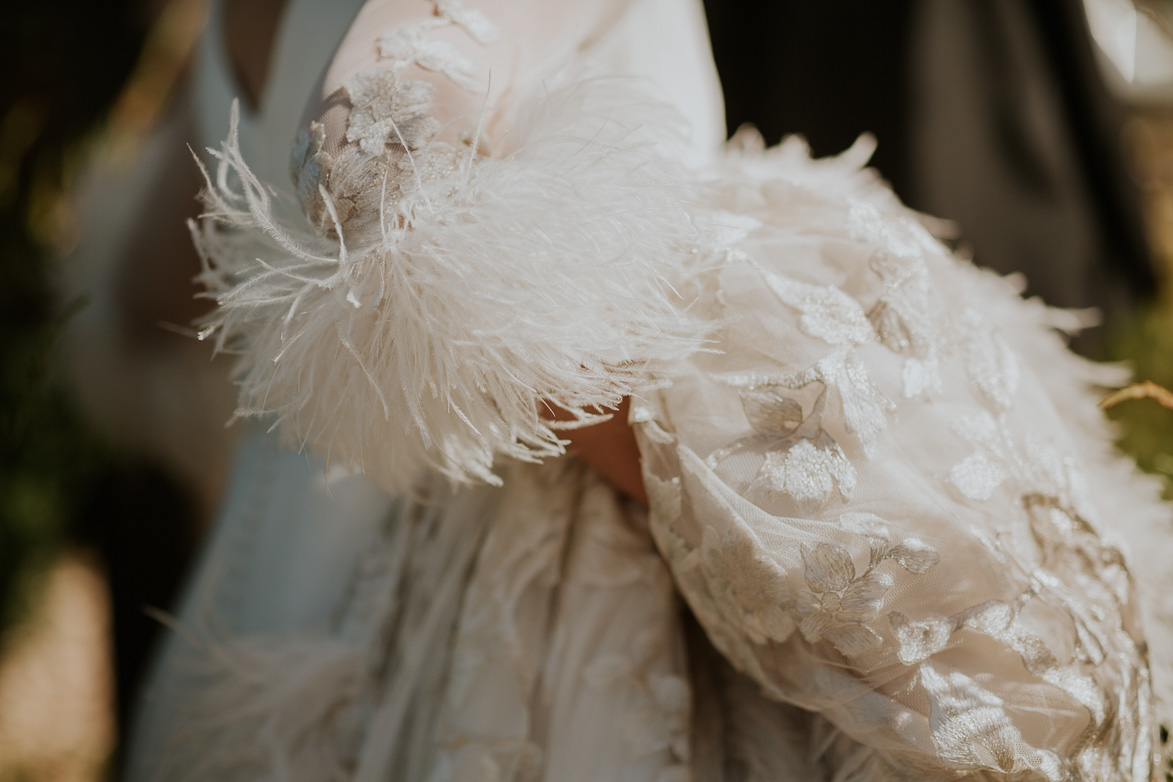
[796,543,891,657]
[920,665,1064,780]
[699,526,795,644]
[379,24,483,92]
[866,254,943,398]
[949,412,1012,501]
[758,438,854,505]
[763,271,874,347]
[375,0,497,92]
[960,308,1019,412]
[708,386,856,505]
[846,198,940,261]
[751,268,894,452]
[344,66,441,154]
[888,611,954,665]
[712,338,893,461]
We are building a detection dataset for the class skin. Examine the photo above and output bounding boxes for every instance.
[545,398,648,506]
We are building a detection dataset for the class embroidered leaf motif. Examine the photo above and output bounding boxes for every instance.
[888,537,939,574]
[826,352,890,451]
[764,271,874,347]
[888,612,953,665]
[710,386,857,505]
[962,308,1020,412]
[379,29,482,91]
[921,665,1064,779]
[858,221,944,398]
[740,389,803,437]
[847,198,940,260]
[950,412,1011,501]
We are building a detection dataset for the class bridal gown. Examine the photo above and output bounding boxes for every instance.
[125,0,1173,780]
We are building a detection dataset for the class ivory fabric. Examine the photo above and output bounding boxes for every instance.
[125,1,1173,780]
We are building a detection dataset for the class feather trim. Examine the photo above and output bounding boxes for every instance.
[162,635,368,782]
[192,78,708,492]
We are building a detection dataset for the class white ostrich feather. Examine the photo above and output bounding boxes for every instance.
[165,635,368,782]
[192,78,708,492]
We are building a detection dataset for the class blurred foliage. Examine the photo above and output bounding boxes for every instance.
[1108,110,1173,499]
[1105,295,1173,497]
[0,0,153,638]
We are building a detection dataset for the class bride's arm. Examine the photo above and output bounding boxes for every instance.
[307,0,650,504]
[548,399,647,505]
[195,0,698,494]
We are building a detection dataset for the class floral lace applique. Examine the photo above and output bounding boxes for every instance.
[760,270,893,448]
[649,521,775,691]
[290,0,497,235]
[795,542,892,657]
[377,0,497,93]
[707,385,856,506]
[920,664,1065,779]
[846,198,941,261]
[353,0,497,148]
[715,344,891,451]
[763,271,874,348]
[949,412,1012,502]
[698,526,795,645]
[960,307,1020,412]
[344,66,441,154]
[882,481,1150,777]
[844,198,956,401]
[866,253,943,398]
[824,352,892,451]
[673,509,940,663]
[950,412,1097,528]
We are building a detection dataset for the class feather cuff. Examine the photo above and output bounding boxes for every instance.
[192,79,707,492]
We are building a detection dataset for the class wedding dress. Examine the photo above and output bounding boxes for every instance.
[125,0,1173,780]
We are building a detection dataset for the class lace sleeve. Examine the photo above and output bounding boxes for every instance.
[191,0,706,492]
[632,135,1167,779]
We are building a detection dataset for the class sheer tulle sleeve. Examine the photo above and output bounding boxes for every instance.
[632,134,1170,780]
[192,0,705,492]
